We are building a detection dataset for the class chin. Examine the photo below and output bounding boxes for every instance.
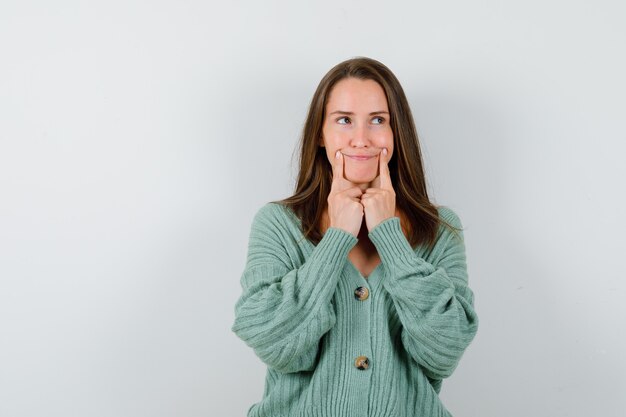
[346,173,377,184]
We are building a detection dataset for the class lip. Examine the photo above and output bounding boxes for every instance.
[344,154,376,161]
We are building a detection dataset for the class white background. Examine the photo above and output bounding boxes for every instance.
[1,1,625,416]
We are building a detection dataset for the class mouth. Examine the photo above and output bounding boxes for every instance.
[344,154,376,161]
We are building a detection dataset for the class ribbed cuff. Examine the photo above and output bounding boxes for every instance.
[295,227,358,303]
[313,227,359,268]
[368,216,435,274]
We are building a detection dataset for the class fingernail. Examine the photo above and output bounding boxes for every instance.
[335,150,340,159]
[383,148,388,155]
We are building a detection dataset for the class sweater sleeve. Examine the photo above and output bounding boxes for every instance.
[368,208,479,380]
[231,203,358,374]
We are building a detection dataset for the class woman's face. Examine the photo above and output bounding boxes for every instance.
[320,77,394,188]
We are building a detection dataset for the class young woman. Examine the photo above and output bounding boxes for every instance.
[231,57,479,417]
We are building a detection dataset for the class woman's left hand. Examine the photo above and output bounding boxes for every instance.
[361,147,396,231]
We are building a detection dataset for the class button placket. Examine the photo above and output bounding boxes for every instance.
[343,263,374,375]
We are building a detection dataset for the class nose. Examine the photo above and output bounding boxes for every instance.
[350,124,372,148]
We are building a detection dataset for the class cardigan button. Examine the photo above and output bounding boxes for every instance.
[354,286,369,301]
[354,355,369,370]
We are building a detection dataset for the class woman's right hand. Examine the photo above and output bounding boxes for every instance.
[327,150,364,237]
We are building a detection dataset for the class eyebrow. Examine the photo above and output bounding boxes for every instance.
[329,110,389,116]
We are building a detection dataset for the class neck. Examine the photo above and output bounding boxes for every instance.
[356,182,371,192]
[357,222,371,240]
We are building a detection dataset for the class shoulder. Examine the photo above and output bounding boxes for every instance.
[247,202,305,262]
[252,202,292,224]
[250,202,299,236]
[434,205,465,245]
[436,205,463,229]
[252,201,280,220]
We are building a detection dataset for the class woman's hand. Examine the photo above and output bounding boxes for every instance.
[361,147,396,231]
[327,150,364,237]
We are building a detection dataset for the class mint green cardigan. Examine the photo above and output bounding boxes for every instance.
[231,202,479,417]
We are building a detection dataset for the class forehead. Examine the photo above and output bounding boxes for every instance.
[326,78,388,111]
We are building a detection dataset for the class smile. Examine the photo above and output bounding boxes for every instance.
[345,155,375,161]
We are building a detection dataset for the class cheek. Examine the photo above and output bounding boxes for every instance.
[326,148,335,161]
[324,142,340,161]
[380,132,394,150]
[324,136,343,153]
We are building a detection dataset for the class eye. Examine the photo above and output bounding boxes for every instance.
[337,116,350,125]
[372,116,385,125]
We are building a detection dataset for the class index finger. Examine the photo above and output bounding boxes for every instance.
[378,147,393,189]
[331,149,349,192]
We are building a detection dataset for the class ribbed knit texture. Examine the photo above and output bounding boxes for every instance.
[231,202,479,417]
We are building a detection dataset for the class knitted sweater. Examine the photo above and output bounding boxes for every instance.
[231,202,479,417]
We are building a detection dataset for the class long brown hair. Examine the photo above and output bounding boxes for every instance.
[272,56,461,250]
